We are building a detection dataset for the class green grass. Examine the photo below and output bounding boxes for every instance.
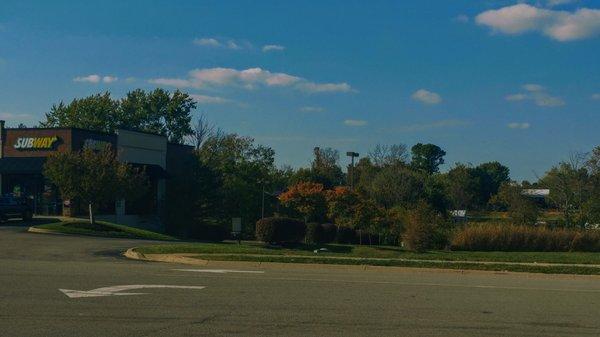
[135,241,600,265]
[34,220,177,241]
[191,254,600,275]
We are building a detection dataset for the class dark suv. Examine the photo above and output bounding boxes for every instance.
[0,196,33,222]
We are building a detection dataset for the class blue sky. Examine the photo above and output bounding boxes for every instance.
[1,0,599,181]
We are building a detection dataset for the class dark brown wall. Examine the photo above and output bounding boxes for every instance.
[3,129,72,157]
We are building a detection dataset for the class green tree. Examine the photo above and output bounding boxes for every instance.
[366,165,425,209]
[474,161,510,205]
[494,183,539,225]
[198,133,277,231]
[43,146,147,224]
[41,92,119,133]
[41,89,195,143]
[444,163,481,210]
[289,147,346,189]
[411,143,446,174]
[540,160,588,226]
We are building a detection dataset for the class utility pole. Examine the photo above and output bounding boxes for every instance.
[346,151,359,190]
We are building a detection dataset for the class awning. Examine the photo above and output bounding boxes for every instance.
[0,157,46,174]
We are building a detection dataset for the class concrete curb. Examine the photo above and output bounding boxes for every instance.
[27,227,68,235]
[123,248,210,266]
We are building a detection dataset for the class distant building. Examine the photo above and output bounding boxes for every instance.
[451,210,467,221]
[0,121,192,232]
[521,189,550,199]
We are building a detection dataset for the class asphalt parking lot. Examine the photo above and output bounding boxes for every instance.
[2,223,600,337]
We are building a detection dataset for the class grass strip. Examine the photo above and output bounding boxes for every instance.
[135,242,600,265]
[192,254,600,275]
[34,221,176,241]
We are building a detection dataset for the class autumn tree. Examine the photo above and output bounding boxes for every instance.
[279,182,327,223]
[43,146,147,224]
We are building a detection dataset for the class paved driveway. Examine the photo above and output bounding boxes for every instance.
[1,224,600,336]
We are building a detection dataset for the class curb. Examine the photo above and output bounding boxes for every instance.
[27,226,68,235]
[123,248,210,266]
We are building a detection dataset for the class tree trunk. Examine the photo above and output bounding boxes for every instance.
[89,203,95,225]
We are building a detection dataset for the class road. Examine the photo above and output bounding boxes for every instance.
[2,223,600,337]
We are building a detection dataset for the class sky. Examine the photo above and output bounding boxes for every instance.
[0,0,599,181]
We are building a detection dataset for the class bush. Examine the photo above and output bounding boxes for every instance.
[255,217,306,244]
[451,224,600,252]
[305,222,324,244]
[187,224,227,242]
[336,226,357,244]
[402,202,442,252]
[320,223,338,243]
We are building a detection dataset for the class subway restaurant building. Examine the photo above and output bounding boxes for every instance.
[0,121,192,232]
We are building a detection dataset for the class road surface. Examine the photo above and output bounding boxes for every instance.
[1,222,600,336]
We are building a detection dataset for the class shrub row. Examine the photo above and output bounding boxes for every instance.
[451,224,600,252]
[255,217,306,244]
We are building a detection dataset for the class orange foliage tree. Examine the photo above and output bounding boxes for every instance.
[278,182,327,223]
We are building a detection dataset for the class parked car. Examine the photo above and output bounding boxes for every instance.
[0,196,33,222]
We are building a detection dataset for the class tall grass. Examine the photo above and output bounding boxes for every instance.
[451,224,600,252]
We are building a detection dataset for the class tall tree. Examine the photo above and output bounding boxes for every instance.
[411,143,446,174]
[42,89,196,143]
[43,146,147,224]
[474,161,510,205]
[41,92,119,133]
[368,144,408,167]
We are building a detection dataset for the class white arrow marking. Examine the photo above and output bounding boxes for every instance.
[174,269,265,274]
[59,284,206,298]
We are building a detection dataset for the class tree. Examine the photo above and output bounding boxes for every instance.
[41,89,196,143]
[366,165,425,209]
[43,146,147,224]
[310,147,345,188]
[411,143,446,174]
[198,132,277,231]
[368,144,408,167]
[494,183,539,225]
[188,114,216,150]
[41,92,119,133]
[444,163,480,210]
[539,159,588,226]
[325,186,360,227]
[474,161,510,205]
[278,182,327,223]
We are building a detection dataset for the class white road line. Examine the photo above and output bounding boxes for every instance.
[173,268,265,274]
[59,284,206,298]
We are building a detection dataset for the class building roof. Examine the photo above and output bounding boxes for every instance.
[522,189,550,197]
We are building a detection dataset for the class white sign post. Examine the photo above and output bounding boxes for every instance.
[232,217,242,244]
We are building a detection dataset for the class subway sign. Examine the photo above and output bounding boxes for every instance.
[13,136,60,150]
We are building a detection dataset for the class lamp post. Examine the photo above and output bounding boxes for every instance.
[346,151,359,190]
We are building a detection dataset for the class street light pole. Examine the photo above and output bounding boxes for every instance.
[346,151,359,190]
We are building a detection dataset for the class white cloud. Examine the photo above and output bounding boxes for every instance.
[411,89,442,105]
[74,74,101,83]
[189,94,230,104]
[592,93,600,100]
[343,119,368,127]
[149,67,354,94]
[300,106,325,112]
[298,82,355,93]
[73,74,118,84]
[476,4,600,42]
[505,84,565,107]
[507,122,531,129]
[193,37,248,50]
[102,76,118,83]
[262,44,285,52]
